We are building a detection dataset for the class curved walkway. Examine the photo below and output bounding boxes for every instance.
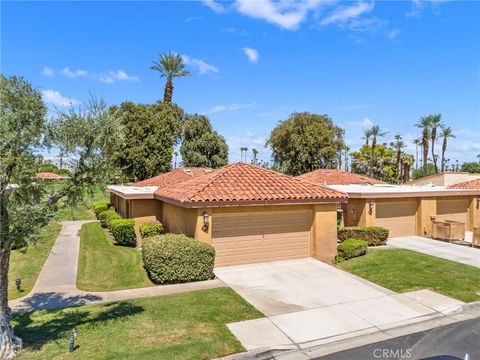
[9,221,224,313]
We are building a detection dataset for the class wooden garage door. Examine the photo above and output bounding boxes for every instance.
[376,201,417,237]
[437,199,468,224]
[212,210,312,267]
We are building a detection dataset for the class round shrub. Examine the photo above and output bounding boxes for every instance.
[92,201,112,218]
[337,238,368,260]
[142,234,215,284]
[110,219,136,246]
[139,222,164,239]
[98,209,120,228]
[338,226,389,246]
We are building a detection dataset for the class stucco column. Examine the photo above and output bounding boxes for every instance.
[312,204,338,263]
[417,198,436,237]
[364,200,376,227]
[195,208,212,244]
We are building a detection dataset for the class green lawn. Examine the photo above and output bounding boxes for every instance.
[77,222,153,291]
[9,223,62,300]
[338,248,480,303]
[54,187,109,221]
[13,287,263,360]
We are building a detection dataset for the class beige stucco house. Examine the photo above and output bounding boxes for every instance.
[408,172,480,187]
[108,163,347,266]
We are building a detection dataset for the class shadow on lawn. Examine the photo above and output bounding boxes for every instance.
[13,296,144,351]
[14,292,103,312]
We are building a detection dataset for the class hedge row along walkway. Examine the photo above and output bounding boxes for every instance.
[9,221,224,313]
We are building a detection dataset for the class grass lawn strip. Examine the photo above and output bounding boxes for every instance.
[338,248,480,303]
[9,223,62,300]
[76,222,153,291]
[13,287,263,360]
[54,187,109,221]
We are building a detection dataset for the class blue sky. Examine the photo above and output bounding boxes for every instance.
[2,0,479,165]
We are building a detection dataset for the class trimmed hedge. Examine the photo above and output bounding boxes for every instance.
[337,238,368,261]
[142,234,215,284]
[92,201,111,218]
[110,219,136,246]
[338,226,389,246]
[139,222,164,239]
[98,209,121,228]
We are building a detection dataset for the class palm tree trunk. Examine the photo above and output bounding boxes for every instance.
[422,130,429,176]
[163,74,173,103]
[431,129,438,173]
[441,138,447,173]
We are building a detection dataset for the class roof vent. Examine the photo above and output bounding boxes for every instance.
[184,170,193,175]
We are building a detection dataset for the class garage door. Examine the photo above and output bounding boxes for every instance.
[376,201,417,237]
[212,210,312,267]
[437,199,468,224]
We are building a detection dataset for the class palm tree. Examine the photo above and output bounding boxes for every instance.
[439,126,454,173]
[252,149,258,165]
[368,125,386,177]
[240,147,245,162]
[244,147,248,163]
[477,154,480,164]
[363,129,372,145]
[391,134,406,182]
[150,52,190,103]
[413,138,422,169]
[428,114,443,173]
[415,116,431,176]
[174,151,178,169]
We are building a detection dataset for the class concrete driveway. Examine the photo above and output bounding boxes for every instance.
[215,259,464,351]
[388,236,479,268]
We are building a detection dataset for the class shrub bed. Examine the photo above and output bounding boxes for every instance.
[142,234,215,284]
[92,201,111,218]
[139,222,164,239]
[337,238,368,262]
[98,209,121,228]
[338,226,389,246]
[110,219,136,246]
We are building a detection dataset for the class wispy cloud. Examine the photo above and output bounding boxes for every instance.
[182,55,219,74]
[42,66,54,77]
[185,15,202,23]
[320,2,375,26]
[61,67,88,78]
[347,117,374,129]
[242,47,259,63]
[202,0,226,13]
[205,103,255,114]
[387,28,401,40]
[42,89,80,107]
[98,70,139,84]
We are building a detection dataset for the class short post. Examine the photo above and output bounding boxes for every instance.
[15,278,21,292]
[69,328,77,353]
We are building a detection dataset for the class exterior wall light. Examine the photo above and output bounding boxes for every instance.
[202,211,209,232]
[368,201,374,215]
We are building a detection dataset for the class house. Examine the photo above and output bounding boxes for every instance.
[448,178,480,190]
[36,172,69,181]
[297,169,385,185]
[408,172,480,186]
[108,163,347,266]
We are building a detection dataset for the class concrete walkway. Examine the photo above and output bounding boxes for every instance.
[388,236,480,268]
[9,221,224,312]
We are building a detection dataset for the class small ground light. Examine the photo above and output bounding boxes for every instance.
[15,278,21,292]
[69,328,77,353]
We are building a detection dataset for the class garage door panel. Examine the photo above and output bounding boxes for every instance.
[212,210,312,266]
[376,201,417,237]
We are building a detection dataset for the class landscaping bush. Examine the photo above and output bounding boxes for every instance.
[98,209,121,228]
[92,201,112,218]
[110,219,136,246]
[338,226,389,246]
[142,234,215,284]
[337,238,368,261]
[139,222,164,239]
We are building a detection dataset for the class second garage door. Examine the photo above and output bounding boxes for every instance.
[437,198,469,224]
[212,210,312,267]
[376,201,417,237]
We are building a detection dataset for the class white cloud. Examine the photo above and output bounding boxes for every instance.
[202,0,226,13]
[205,103,255,114]
[42,67,54,77]
[242,47,259,63]
[388,28,401,40]
[60,67,88,78]
[98,70,139,84]
[182,55,219,74]
[320,2,375,26]
[42,90,80,107]
[234,0,325,30]
[347,117,374,129]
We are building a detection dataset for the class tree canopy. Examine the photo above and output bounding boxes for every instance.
[266,112,345,176]
[180,114,228,168]
[460,162,480,173]
[112,102,184,181]
[351,144,397,183]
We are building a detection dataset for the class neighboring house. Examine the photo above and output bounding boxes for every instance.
[108,163,347,266]
[36,172,69,181]
[408,172,480,186]
[448,178,480,190]
[297,169,385,185]
[132,167,212,186]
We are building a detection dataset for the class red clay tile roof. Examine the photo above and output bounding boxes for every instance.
[296,169,385,185]
[36,172,69,180]
[133,168,212,187]
[154,163,347,206]
[448,179,480,190]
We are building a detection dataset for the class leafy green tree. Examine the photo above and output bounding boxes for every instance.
[460,162,480,173]
[412,163,436,179]
[180,115,228,168]
[150,53,190,103]
[113,102,184,181]
[37,162,72,177]
[351,144,397,183]
[266,112,345,176]
[0,75,122,357]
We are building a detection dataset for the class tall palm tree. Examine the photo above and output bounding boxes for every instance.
[252,149,258,165]
[428,114,443,173]
[391,134,406,182]
[413,138,422,169]
[363,129,372,145]
[368,125,386,177]
[240,147,245,162]
[150,52,190,103]
[439,126,455,173]
[415,116,431,176]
